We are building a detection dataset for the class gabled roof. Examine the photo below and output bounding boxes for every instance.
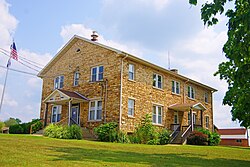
[38,35,217,92]
[218,128,247,135]
[43,89,89,103]
[169,102,207,111]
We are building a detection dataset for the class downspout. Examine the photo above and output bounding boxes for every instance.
[119,54,128,130]
[183,79,190,103]
[104,79,108,123]
[68,98,72,126]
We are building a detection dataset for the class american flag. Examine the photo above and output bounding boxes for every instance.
[10,42,18,61]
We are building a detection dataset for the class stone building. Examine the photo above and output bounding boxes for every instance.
[38,34,217,141]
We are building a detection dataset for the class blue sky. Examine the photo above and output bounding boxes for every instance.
[0,0,240,128]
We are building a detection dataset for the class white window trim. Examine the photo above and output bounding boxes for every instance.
[73,71,80,86]
[172,80,180,94]
[128,64,135,81]
[128,98,135,117]
[153,73,163,89]
[54,76,64,89]
[51,105,61,123]
[188,86,195,99]
[91,66,104,82]
[152,105,163,125]
[88,100,102,121]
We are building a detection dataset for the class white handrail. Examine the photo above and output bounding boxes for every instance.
[181,125,191,138]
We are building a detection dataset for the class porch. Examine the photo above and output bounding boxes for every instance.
[168,102,206,144]
[43,89,89,127]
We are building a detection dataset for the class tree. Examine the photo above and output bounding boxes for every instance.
[4,118,19,127]
[0,121,5,130]
[189,0,250,127]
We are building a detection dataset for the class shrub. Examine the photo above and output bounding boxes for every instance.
[44,124,82,140]
[31,121,43,133]
[133,114,158,144]
[158,129,171,145]
[94,122,118,142]
[116,131,130,143]
[187,131,208,145]
[9,124,24,134]
[147,139,160,145]
[196,128,221,146]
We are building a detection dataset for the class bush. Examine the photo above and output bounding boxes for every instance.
[9,124,24,134]
[158,129,171,145]
[94,122,118,142]
[133,114,158,144]
[31,121,43,133]
[196,128,221,146]
[187,131,208,145]
[116,131,130,143]
[44,124,82,140]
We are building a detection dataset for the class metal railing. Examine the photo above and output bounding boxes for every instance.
[170,124,180,143]
[181,125,192,144]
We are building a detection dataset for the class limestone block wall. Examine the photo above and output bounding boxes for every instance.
[40,39,121,129]
[121,58,214,132]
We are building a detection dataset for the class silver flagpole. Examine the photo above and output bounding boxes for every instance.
[0,58,11,113]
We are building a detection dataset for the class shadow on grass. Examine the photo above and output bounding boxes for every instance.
[49,146,250,166]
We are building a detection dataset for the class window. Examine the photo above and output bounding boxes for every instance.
[129,64,135,80]
[128,99,135,116]
[74,71,80,86]
[153,74,162,89]
[188,86,195,99]
[204,92,208,103]
[91,66,103,82]
[51,105,61,123]
[54,76,64,89]
[174,112,178,124]
[172,80,180,94]
[205,116,209,128]
[153,105,162,124]
[236,139,242,143]
[89,100,102,121]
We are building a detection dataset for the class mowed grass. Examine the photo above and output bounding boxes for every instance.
[0,134,249,167]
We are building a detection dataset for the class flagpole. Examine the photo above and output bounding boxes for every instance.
[0,59,10,113]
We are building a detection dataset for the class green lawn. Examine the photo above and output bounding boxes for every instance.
[0,134,249,167]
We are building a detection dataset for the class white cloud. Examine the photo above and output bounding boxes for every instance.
[183,28,227,55]
[0,84,18,107]
[0,0,18,49]
[60,24,144,57]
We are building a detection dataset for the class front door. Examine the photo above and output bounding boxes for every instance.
[71,106,79,125]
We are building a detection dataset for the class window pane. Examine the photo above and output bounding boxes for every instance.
[176,82,180,94]
[172,81,175,93]
[92,67,97,81]
[153,106,156,114]
[153,115,156,123]
[57,114,61,122]
[188,86,191,97]
[153,74,157,87]
[158,75,162,88]
[97,101,102,108]
[129,64,134,72]
[158,115,162,124]
[129,72,134,80]
[89,110,95,120]
[97,109,102,120]
[59,76,64,88]
[98,66,103,81]
[128,99,134,116]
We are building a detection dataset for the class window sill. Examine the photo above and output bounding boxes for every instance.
[87,119,102,123]
[187,97,196,101]
[128,115,135,119]
[152,87,164,92]
[89,80,104,84]
[128,79,136,83]
[152,123,164,127]
[171,92,181,96]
